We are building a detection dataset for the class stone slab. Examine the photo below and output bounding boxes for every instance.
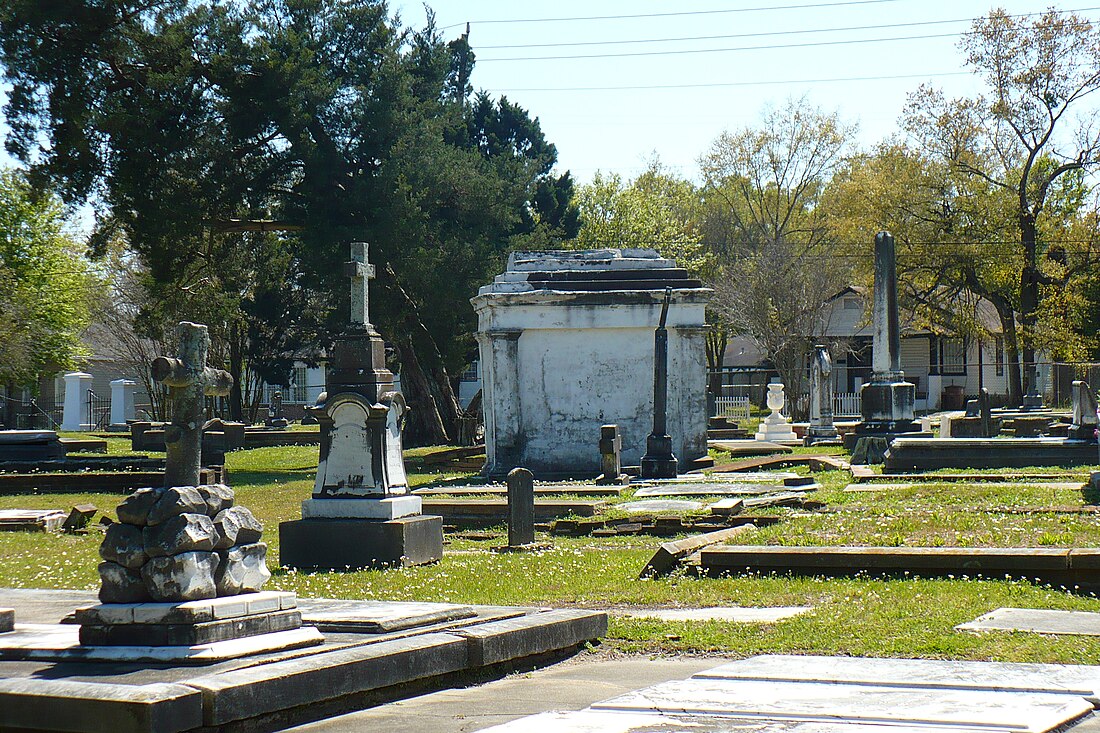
[78,609,302,646]
[709,441,792,456]
[957,607,1100,636]
[617,500,704,514]
[1,623,323,663]
[614,606,810,623]
[297,599,478,633]
[635,472,799,484]
[844,482,1082,493]
[419,498,604,520]
[591,677,1093,731]
[639,525,757,578]
[414,485,623,497]
[0,607,12,632]
[453,609,608,667]
[0,678,203,733]
[632,483,811,498]
[0,508,66,532]
[280,514,444,569]
[694,654,1100,697]
[75,591,296,625]
[884,437,1099,472]
[301,495,423,519]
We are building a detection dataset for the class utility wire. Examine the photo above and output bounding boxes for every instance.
[439,0,909,31]
[489,70,970,93]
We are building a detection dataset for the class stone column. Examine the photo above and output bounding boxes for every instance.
[872,231,902,380]
[506,467,535,547]
[480,329,523,476]
[673,325,709,467]
[109,379,137,429]
[641,290,678,479]
[61,372,93,431]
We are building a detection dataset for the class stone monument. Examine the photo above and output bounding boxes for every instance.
[845,232,925,449]
[640,288,678,479]
[596,424,627,485]
[266,390,289,428]
[473,249,710,477]
[280,242,443,569]
[754,383,798,442]
[805,345,839,445]
[1069,380,1099,441]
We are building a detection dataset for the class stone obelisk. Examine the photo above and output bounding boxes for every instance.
[848,232,923,447]
[640,288,678,479]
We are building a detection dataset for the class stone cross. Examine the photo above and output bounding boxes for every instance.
[596,424,623,485]
[506,467,535,547]
[345,241,376,328]
[151,322,233,487]
[872,231,902,381]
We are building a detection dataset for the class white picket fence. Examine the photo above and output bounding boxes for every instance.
[714,395,751,420]
[834,392,861,417]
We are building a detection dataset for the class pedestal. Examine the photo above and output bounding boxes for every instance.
[61,372,94,431]
[754,413,797,442]
[844,380,927,449]
[280,515,444,569]
[640,433,678,479]
[804,424,840,445]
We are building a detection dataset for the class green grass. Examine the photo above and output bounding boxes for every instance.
[3,442,1100,662]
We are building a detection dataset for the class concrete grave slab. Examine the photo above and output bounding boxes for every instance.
[613,607,811,623]
[958,608,1100,637]
[844,482,1083,493]
[632,483,811,497]
[693,655,1100,697]
[591,678,1094,731]
[296,599,478,633]
[617,500,705,514]
[0,508,67,531]
[634,472,799,484]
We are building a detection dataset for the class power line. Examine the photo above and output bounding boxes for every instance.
[488,71,970,93]
[438,0,909,31]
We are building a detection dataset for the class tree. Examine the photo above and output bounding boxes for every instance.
[901,8,1100,405]
[0,168,97,426]
[699,99,855,418]
[0,0,578,442]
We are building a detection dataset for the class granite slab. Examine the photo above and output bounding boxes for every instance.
[296,599,478,633]
[0,508,66,532]
[617,500,705,514]
[844,483,1082,493]
[78,609,303,646]
[957,607,1100,637]
[613,606,810,623]
[634,472,799,484]
[693,655,1100,697]
[632,483,811,498]
[592,678,1093,731]
[75,591,296,625]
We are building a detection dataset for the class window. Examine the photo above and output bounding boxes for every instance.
[994,336,1004,377]
[460,361,479,382]
[843,297,861,310]
[939,338,966,376]
[290,366,308,403]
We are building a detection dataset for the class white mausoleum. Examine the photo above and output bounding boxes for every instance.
[472,249,711,478]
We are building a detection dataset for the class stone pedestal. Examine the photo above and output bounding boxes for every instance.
[280,515,444,569]
[109,379,137,431]
[754,384,797,442]
[844,380,926,449]
[61,372,94,431]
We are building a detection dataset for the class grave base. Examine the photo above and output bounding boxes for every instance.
[884,437,1100,472]
[279,514,443,569]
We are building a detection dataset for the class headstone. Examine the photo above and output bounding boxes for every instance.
[150,322,233,487]
[108,379,137,431]
[847,232,925,448]
[1069,380,1099,441]
[596,425,626,485]
[753,384,797,442]
[266,390,289,428]
[805,345,839,445]
[473,249,710,478]
[506,467,535,547]
[281,242,443,569]
[61,504,98,533]
[60,372,93,431]
[641,289,678,479]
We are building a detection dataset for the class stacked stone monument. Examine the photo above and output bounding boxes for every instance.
[280,242,443,568]
[805,345,840,445]
[754,384,798,442]
[845,232,928,451]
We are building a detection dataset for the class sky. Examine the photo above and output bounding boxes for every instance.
[392,0,1099,184]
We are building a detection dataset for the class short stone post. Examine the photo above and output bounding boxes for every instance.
[61,372,94,431]
[506,467,535,547]
[109,379,137,430]
[151,322,233,487]
[596,424,624,485]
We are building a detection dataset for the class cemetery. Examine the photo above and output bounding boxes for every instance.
[5,3,1100,731]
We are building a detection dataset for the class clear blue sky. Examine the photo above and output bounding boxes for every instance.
[394,0,1095,183]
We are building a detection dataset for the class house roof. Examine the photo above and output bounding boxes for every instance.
[821,286,1003,339]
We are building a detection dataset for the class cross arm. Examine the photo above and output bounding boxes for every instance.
[152,357,234,396]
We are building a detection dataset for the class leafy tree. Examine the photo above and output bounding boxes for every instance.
[900,8,1100,405]
[699,99,854,418]
[0,168,97,426]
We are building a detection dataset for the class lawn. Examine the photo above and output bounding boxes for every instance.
[3,436,1100,663]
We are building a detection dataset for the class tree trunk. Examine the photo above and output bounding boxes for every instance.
[997,307,1023,407]
[774,343,810,422]
[1018,212,1040,400]
[3,381,17,428]
[392,334,449,446]
[228,321,244,422]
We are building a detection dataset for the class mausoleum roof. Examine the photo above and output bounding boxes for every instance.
[478,248,705,296]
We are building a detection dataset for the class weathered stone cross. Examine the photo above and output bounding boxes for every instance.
[151,321,233,487]
[345,241,376,327]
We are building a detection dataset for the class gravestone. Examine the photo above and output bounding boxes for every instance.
[108,378,137,431]
[754,384,797,442]
[281,242,443,569]
[473,249,710,478]
[845,232,926,449]
[640,289,678,479]
[596,424,626,485]
[0,430,65,461]
[151,322,233,487]
[951,388,1000,438]
[1069,380,1099,441]
[804,345,839,445]
[265,390,289,428]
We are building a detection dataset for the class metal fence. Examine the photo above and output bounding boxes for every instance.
[1051,363,1100,407]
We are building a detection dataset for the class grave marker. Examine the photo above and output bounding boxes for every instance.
[507,467,535,547]
[596,424,625,485]
[640,288,678,479]
[805,345,839,445]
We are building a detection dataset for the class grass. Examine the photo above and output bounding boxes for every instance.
[3,440,1100,663]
